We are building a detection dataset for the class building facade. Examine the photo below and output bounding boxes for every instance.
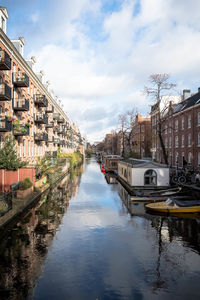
[0,7,83,164]
[151,89,200,170]
[130,114,151,158]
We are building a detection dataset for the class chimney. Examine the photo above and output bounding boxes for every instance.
[198,87,200,93]
[0,7,8,34]
[183,89,191,100]
[36,70,44,82]
[11,37,25,57]
[26,56,36,69]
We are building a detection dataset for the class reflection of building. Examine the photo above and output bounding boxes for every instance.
[118,182,146,216]
[0,166,83,299]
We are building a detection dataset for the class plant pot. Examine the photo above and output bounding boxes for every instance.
[17,186,33,199]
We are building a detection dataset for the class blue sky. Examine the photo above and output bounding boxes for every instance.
[2,0,200,142]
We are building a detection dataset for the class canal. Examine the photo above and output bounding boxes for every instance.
[0,158,200,300]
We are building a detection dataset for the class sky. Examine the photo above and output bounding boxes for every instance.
[2,0,200,143]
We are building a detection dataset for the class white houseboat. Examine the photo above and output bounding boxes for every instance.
[102,155,123,172]
[118,158,170,196]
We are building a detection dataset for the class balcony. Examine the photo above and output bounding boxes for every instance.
[57,128,64,135]
[53,113,64,123]
[0,83,12,101]
[13,99,29,111]
[46,105,54,113]
[53,138,60,144]
[34,114,48,124]
[34,132,48,142]
[0,50,11,70]
[0,119,12,132]
[34,94,48,107]
[45,121,54,128]
[13,72,29,87]
[13,125,29,136]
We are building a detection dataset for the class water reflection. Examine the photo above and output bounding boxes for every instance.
[0,167,83,300]
[0,160,200,300]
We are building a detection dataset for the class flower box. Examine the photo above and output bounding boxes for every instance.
[17,186,33,199]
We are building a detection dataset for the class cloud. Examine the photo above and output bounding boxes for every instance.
[7,0,200,142]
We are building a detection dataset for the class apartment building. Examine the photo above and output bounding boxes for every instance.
[151,89,200,170]
[0,7,82,164]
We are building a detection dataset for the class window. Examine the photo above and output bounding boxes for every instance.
[28,141,30,156]
[175,136,178,148]
[198,133,200,146]
[188,152,192,164]
[144,169,157,186]
[198,153,200,166]
[188,115,191,128]
[169,136,172,148]
[18,143,21,157]
[1,17,5,32]
[169,122,172,133]
[182,117,184,130]
[181,135,184,147]
[188,134,191,146]
[165,138,168,148]
[175,119,178,131]
[165,125,167,134]
[175,153,179,165]
[23,140,25,157]
[198,112,200,125]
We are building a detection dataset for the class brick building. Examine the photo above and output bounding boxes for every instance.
[130,114,151,158]
[151,89,200,170]
[0,7,83,164]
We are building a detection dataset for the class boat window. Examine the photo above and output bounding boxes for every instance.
[144,169,157,185]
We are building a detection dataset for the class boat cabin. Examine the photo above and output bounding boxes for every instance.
[103,155,123,172]
[118,158,169,189]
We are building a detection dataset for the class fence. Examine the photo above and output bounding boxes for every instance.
[0,168,36,192]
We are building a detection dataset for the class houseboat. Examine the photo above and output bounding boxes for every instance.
[102,155,123,172]
[118,158,170,196]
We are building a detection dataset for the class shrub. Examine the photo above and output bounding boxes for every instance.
[19,178,33,190]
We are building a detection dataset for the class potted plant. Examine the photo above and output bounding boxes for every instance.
[17,178,33,199]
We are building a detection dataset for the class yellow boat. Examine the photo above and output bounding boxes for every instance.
[145,199,200,214]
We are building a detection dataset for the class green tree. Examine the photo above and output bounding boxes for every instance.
[0,135,27,170]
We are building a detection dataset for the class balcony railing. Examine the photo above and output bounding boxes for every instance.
[0,119,12,132]
[34,132,48,142]
[46,105,54,113]
[34,114,48,124]
[0,83,12,101]
[13,125,29,136]
[53,138,60,144]
[13,72,29,87]
[13,99,29,111]
[45,121,54,128]
[34,94,48,107]
[53,113,64,123]
[0,50,11,70]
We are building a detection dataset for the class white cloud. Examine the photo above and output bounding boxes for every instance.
[25,0,200,142]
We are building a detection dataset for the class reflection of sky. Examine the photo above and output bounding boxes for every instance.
[32,160,200,300]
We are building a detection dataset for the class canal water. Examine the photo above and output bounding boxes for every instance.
[0,158,200,300]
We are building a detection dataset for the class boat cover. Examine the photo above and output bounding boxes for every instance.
[173,199,200,207]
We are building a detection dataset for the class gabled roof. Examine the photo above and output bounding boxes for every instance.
[173,91,200,114]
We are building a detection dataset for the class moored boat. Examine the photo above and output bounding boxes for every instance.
[145,199,200,214]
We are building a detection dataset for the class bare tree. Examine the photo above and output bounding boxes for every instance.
[144,74,176,165]
[118,108,137,157]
